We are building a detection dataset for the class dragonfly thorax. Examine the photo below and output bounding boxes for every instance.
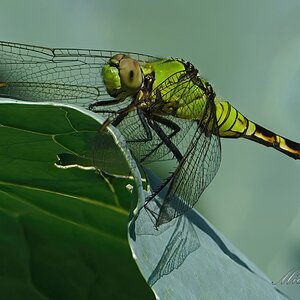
[102,54,143,100]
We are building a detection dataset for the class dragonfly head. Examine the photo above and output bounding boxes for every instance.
[102,54,143,99]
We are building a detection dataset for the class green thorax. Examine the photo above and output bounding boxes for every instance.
[140,58,208,120]
[141,59,186,90]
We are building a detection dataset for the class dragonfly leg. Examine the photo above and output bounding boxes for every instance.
[88,98,124,111]
[125,107,153,143]
[151,115,181,135]
[140,115,182,163]
[147,118,183,162]
[95,101,137,133]
[143,116,183,212]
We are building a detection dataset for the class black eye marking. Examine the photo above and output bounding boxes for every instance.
[129,70,134,81]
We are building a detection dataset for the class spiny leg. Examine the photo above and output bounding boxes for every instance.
[144,117,184,210]
[147,117,183,162]
[125,107,153,143]
[88,98,125,111]
[141,114,181,163]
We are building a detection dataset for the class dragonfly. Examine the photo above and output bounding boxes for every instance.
[0,41,299,228]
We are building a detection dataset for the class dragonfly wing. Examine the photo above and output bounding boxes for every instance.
[0,41,160,107]
[155,93,221,225]
[0,81,105,107]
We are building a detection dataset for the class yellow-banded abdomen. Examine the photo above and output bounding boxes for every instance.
[215,100,300,159]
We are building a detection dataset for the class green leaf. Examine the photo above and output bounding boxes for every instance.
[0,100,153,300]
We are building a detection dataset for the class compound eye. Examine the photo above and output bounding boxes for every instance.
[119,58,143,93]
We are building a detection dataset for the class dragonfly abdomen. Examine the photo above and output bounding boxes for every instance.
[215,100,300,159]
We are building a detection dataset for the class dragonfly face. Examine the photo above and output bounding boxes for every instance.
[102,54,143,100]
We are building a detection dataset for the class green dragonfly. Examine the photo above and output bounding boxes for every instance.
[0,41,299,228]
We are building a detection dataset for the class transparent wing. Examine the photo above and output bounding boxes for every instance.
[158,99,221,225]
[0,40,160,108]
